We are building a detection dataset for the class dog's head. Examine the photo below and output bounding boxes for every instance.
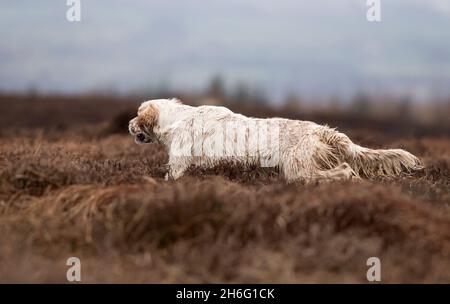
[129,101,159,144]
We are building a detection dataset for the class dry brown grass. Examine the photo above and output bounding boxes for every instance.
[0,95,449,283]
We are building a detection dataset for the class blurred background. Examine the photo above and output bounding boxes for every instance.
[1,1,450,283]
[0,0,449,131]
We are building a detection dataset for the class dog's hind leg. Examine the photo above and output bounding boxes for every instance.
[281,161,357,183]
[280,141,358,183]
[310,162,359,182]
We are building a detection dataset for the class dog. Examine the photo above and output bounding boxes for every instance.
[129,98,422,182]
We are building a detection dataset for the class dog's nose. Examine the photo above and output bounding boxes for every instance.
[136,133,146,142]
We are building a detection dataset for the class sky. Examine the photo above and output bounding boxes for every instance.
[1,0,450,101]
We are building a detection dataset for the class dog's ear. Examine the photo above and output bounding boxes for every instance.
[137,104,158,130]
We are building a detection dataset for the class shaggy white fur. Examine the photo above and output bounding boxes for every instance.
[129,98,423,182]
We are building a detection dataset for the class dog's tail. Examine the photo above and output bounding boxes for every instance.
[318,127,423,178]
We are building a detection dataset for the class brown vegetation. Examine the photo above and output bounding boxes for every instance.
[0,94,449,283]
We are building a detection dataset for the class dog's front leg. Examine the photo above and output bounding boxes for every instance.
[165,156,191,180]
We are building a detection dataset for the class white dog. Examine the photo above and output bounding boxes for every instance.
[129,98,422,182]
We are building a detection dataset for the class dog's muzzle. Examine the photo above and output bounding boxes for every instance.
[134,132,152,144]
[136,133,146,142]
